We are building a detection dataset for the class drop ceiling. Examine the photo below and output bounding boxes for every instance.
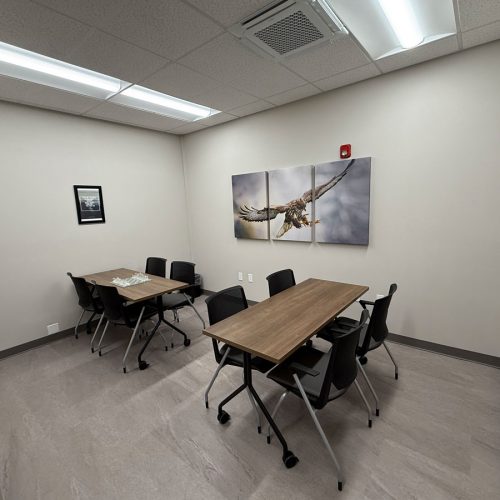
[0,0,499,135]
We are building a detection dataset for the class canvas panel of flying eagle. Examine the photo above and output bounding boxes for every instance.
[235,159,363,241]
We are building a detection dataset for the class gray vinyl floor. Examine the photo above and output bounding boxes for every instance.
[1,299,499,500]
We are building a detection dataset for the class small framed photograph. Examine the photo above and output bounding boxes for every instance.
[73,185,105,224]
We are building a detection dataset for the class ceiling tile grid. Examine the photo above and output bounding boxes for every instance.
[314,64,381,92]
[178,33,308,98]
[0,1,500,134]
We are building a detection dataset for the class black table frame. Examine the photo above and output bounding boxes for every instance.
[137,295,190,370]
[216,351,299,468]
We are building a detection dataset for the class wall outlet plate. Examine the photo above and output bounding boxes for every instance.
[238,271,243,281]
[47,323,60,335]
[248,273,253,283]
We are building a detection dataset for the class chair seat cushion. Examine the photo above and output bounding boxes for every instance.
[267,346,346,408]
[220,344,274,373]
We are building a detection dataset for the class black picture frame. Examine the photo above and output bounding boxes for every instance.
[73,185,106,224]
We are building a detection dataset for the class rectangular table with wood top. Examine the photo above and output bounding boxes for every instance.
[202,278,368,468]
[81,268,190,371]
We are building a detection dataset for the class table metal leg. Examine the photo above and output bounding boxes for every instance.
[216,352,298,468]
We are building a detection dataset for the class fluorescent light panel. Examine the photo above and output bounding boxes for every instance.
[0,41,125,99]
[110,85,218,121]
[331,0,457,59]
[0,41,219,121]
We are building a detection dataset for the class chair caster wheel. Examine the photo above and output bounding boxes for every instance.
[139,360,149,370]
[338,481,343,491]
[205,401,209,409]
[376,409,380,417]
[266,435,271,445]
[98,350,102,357]
[368,419,372,428]
[359,356,368,365]
[395,372,399,380]
[171,342,174,348]
[217,410,230,424]
[184,338,191,347]
[257,426,261,434]
[91,347,94,353]
[282,451,298,469]
[123,367,127,374]
[75,334,79,340]
[165,346,168,351]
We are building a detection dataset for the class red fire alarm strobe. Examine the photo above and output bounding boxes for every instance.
[340,144,351,159]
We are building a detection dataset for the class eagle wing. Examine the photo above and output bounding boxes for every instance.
[314,159,355,201]
[239,205,286,222]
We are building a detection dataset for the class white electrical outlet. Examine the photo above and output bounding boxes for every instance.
[47,323,60,335]
[248,273,253,283]
[238,271,243,281]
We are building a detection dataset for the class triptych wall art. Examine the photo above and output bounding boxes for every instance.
[232,157,371,245]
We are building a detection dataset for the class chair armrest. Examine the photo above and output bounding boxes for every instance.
[289,362,320,377]
[359,299,375,309]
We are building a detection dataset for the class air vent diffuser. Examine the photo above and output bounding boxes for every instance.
[229,0,347,60]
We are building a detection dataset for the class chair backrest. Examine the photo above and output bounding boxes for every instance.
[266,269,296,297]
[362,283,398,349]
[94,283,124,321]
[145,257,167,278]
[318,310,369,407]
[67,272,94,309]
[205,285,248,362]
[170,261,196,298]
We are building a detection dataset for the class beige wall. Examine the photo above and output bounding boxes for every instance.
[0,102,189,351]
[181,41,500,357]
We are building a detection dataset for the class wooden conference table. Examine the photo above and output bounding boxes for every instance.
[203,278,368,468]
[81,268,189,370]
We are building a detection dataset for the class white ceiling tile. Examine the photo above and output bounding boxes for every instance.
[139,63,220,101]
[84,102,187,132]
[185,0,272,27]
[377,36,459,73]
[0,0,91,60]
[314,64,381,91]
[33,0,126,28]
[66,29,168,84]
[228,100,274,117]
[189,85,258,111]
[462,21,500,48]
[266,84,321,106]
[95,0,223,60]
[281,35,371,82]
[0,75,101,114]
[457,0,500,31]
[169,121,208,135]
[198,112,239,126]
[179,33,307,97]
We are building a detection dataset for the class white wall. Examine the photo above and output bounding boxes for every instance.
[0,102,189,351]
[181,41,500,357]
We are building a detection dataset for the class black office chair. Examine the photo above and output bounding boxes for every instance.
[145,257,167,278]
[204,286,274,431]
[266,310,370,492]
[319,284,398,416]
[160,261,205,346]
[266,269,296,297]
[67,272,104,342]
[93,283,158,373]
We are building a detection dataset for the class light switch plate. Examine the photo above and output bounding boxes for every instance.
[248,273,253,283]
[47,323,60,335]
[238,272,243,281]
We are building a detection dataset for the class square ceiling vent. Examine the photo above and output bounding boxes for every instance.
[229,0,348,61]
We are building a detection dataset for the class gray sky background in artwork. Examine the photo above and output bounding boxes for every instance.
[314,157,371,245]
[232,171,268,239]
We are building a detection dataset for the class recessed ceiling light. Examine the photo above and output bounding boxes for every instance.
[0,41,220,122]
[0,41,126,99]
[110,85,218,122]
[331,0,456,59]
